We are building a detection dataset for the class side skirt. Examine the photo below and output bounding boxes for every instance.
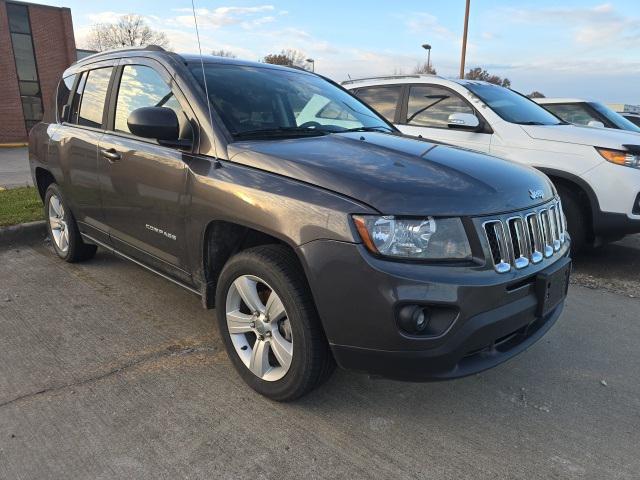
[81,233,202,297]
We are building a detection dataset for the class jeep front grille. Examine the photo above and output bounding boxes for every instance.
[482,199,567,273]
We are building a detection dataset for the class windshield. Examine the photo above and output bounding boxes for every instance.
[190,64,392,139]
[589,102,640,133]
[464,82,563,126]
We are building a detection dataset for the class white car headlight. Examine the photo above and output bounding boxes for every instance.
[353,215,472,260]
[596,147,640,169]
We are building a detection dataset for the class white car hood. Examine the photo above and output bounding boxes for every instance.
[521,124,640,149]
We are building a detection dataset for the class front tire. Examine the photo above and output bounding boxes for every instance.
[557,185,587,253]
[45,184,97,262]
[215,245,334,401]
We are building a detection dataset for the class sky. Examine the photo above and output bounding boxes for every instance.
[31,0,640,103]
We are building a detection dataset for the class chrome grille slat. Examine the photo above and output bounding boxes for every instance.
[482,199,568,273]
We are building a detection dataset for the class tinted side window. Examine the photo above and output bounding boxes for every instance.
[542,103,599,126]
[406,85,474,127]
[77,68,112,128]
[56,74,76,122]
[114,65,192,140]
[356,86,402,122]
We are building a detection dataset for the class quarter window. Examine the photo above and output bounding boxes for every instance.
[56,74,76,122]
[77,68,112,128]
[114,65,192,140]
[406,85,474,128]
[356,86,402,122]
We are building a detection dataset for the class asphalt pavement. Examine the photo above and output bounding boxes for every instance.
[0,147,31,189]
[1,238,639,479]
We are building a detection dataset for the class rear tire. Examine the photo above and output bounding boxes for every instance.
[45,184,97,263]
[215,245,334,401]
[557,185,587,254]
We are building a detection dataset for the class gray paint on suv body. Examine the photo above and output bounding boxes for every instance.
[29,49,568,381]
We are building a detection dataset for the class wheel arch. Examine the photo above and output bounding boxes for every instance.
[34,167,58,201]
[536,167,598,236]
[199,219,311,310]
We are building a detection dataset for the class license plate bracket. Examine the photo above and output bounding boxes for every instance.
[536,258,571,317]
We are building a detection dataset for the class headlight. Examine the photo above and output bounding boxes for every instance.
[596,147,640,169]
[353,215,472,260]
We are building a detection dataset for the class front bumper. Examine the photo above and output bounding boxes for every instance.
[298,239,570,381]
[581,161,640,236]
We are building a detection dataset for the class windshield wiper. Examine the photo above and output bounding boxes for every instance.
[340,126,394,133]
[234,127,328,139]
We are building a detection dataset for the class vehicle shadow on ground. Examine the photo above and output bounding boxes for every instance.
[571,234,640,296]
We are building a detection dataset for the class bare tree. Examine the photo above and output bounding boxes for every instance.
[263,49,307,68]
[86,14,170,52]
[413,61,437,75]
[465,67,511,88]
[527,91,546,98]
[211,49,236,58]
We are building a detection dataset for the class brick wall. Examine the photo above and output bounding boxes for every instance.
[0,1,26,143]
[0,1,76,143]
[29,5,75,123]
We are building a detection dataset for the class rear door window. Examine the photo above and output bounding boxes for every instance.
[355,86,402,122]
[406,85,474,128]
[77,67,112,128]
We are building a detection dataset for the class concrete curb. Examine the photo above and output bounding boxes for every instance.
[0,143,28,148]
[0,221,47,248]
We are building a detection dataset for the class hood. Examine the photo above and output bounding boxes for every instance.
[227,132,554,216]
[521,124,640,148]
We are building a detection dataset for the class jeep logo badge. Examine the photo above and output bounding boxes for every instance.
[529,189,544,200]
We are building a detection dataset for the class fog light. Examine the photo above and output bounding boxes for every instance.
[398,305,430,334]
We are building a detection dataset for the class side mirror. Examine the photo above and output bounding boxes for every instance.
[587,120,605,128]
[447,112,480,130]
[127,107,180,141]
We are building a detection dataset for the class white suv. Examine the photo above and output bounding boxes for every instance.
[343,75,640,251]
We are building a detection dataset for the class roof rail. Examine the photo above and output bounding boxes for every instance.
[75,45,167,64]
[341,73,439,85]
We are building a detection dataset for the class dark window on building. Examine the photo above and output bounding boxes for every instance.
[56,75,76,122]
[114,65,192,140]
[7,3,43,133]
[78,68,112,128]
[6,3,30,33]
[406,85,474,128]
[355,86,402,122]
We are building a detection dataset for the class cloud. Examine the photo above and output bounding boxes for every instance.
[172,5,276,29]
[506,3,640,49]
[404,12,455,41]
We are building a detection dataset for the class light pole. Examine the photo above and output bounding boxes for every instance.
[421,43,431,72]
[459,0,471,79]
[306,58,315,72]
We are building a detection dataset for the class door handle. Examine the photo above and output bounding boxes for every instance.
[100,148,121,162]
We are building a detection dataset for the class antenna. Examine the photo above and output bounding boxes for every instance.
[191,0,217,158]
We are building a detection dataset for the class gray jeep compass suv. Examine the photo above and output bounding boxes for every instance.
[29,46,571,400]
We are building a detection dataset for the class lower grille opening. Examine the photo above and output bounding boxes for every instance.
[506,275,535,292]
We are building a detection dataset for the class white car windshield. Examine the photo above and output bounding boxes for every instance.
[465,82,564,126]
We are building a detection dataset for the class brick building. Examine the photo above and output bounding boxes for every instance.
[0,0,76,143]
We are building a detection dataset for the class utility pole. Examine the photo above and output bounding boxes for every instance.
[459,0,470,79]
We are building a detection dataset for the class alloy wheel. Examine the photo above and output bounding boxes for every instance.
[225,275,293,381]
[48,194,69,253]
